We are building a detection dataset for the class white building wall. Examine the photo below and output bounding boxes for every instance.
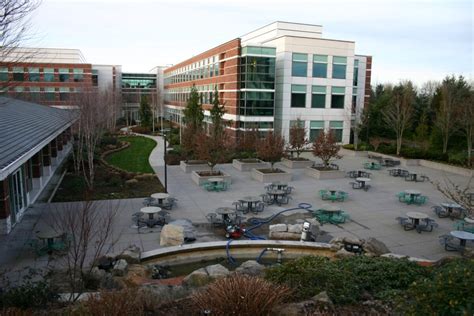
[262,36,355,144]
[93,64,122,91]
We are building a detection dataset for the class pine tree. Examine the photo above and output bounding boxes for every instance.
[138,95,152,127]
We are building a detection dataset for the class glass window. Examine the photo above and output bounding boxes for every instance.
[332,56,347,79]
[43,68,54,82]
[330,121,343,142]
[29,87,40,101]
[28,67,40,82]
[13,67,24,81]
[14,86,24,92]
[59,68,69,82]
[292,53,307,77]
[311,86,326,108]
[291,84,306,108]
[331,86,345,109]
[0,67,8,81]
[312,55,328,78]
[44,87,56,101]
[73,68,84,82]
[309,120,324,141]
[59,87,69,101]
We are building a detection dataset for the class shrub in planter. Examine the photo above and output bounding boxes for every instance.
[311,130,341,169]
[287,118,309,160]
[256,131,285,171]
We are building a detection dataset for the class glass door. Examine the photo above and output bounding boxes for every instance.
[8,167,27,225]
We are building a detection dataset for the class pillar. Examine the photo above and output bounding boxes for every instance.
[31,151,43,189]
[42,145,52,177]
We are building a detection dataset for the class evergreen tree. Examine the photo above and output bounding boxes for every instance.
[138,95,152,127]
[182,84,204,158]
[209,86,226,140]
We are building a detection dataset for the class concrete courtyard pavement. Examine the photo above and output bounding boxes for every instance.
[1,138,472,279]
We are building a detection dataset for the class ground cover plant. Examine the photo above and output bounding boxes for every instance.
[105,136,155,174]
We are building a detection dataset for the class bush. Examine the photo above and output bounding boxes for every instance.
[448,151,467,166]
[265,256,358,304]
[397,259,474,315]
[0,279,58,310]
[101,136,118,147]
[130,126,151,134]
[191,274,291,316]
[75,288,148,316]
[265,256,430,305]
[342,144,354,150]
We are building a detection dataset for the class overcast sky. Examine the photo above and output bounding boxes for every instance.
[27,0,472,85]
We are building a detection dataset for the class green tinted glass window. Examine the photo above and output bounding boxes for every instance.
[332,64,346,79]
[312,86,326,94]
[333,56,347,64]
[332,87,345,94]
[291,85,306,93]
[312,63,327,78]
[331,95,345,108]
[0,67,8,81]
[311,94,325,108]
[313,55,328,63]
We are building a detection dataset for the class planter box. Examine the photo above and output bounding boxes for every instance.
[251,168,292,183]
[305,167,345,180]
[340,148,368,157]
[281,157,313,169]
[232,159,270,172]
[191,170,232,186]
[180,160,211,173]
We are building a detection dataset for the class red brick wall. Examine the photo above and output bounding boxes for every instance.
[0,62,94,107]
[364,56,372,108]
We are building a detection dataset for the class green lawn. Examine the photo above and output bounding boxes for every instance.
[106,136,156,173]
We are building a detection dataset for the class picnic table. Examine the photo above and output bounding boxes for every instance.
[389,168,408,177]
[270,182,288,190]
[151,193,170,204]
[215,207,237,225]
[266,189,287,205]
[404,190,421,204]
[441,202,465,219]
[240,196,261,212]
[356,177,371,188]
[450,230,474,247]
[406,211,428,228]
[364,162,381,170]
[30,229,67,255]
[313,204,349,224]
[347,170,371,178]
[319,189,348,202]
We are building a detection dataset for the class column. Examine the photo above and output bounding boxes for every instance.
[0,180,11,234]
[42,145,52,177]
[57,134,64,151]
[31,151,43,189]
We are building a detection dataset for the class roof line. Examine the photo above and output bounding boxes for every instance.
[240,21,323,38]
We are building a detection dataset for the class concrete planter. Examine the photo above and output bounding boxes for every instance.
[339,148,368,157]
[305,167,345,180]
[281,157,313,169]
[251,168,292,183]
[180,160,211,173]
[232,159,270,172]
[191,170,232,186]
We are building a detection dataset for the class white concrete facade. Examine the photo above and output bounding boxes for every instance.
[242,22,369,144]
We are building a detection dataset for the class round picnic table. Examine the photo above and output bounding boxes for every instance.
[36,229,63,246]
[406,211,428,226]
[271,182,288,190]
[216,207,236,224]
[151,193,170,204]
[450,230,474,247]
[240,196,261,212]
[140,206,162,220]
[404,190,421,203]
[441,202,463,218]
[267,189,286,204]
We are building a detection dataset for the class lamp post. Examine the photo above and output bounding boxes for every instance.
[162,128,170,193]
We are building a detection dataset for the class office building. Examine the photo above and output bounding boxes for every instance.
[163,22,372,143]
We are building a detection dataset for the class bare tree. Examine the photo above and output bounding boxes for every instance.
[71,88,111,189]
[382,81,415,156]
[48,200,119,300]
[349,107,368,151]
[0,0,40,59]
[434,176,473,218]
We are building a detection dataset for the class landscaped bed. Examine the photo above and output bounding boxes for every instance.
[105,136,156,173]
[53,135,164,202]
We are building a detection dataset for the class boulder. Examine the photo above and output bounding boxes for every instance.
[125,179,138,186]
[117,245,141,264]
[269,231,301,240]
[160,224,185,246]
[312,291,333,306]
[363,237,390,256]
[335,248,355,258]
[234,260,265,277]
[111,259,128,277]
[182,268,211,287]
[343,236,364,246]
[269,223,287,233]
[96,253,116,270]
[100,273,125,290]
[287,224,303,234]
[329,236,345,245]
[205,264,230,279]
[123,264,149,286]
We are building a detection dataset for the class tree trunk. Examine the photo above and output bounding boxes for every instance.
[354,133,359,151]
[396,137,402,156]
[467,133,472,167]
[442,136,448,154]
